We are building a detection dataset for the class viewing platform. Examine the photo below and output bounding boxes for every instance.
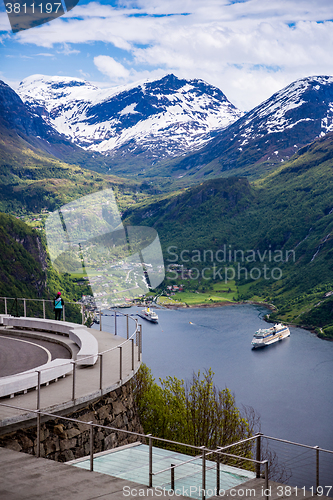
[0,307,142,429]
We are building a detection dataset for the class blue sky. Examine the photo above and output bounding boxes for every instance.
[1,0,333,110]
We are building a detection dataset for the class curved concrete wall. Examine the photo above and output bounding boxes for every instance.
[0,316,99,398]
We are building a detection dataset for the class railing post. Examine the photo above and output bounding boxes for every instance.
[36,371,41,410]
[171,464,175,492]
[216,451,220,495]
[36,411,41,458]
[119,346,122,382]
[4,297,7,315]
[264,461,269,500]
[148,434,153,488]
[138,323,142,361]
[81,304,84,325]
[126,314,129,339]
[72,361,76,402]
[89,422,94,472]
[201,446,206,500]
[23,298,27,318]
[256,433,262,478]
[100,309,102,331]
[114,310,117,335]
[99,353,103,393]
[132,339,135,371]
[315,446,319,493]
[63,304,65,322]
[43,300,46,319]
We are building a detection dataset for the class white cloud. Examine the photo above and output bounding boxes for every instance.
[57,43,80,55]
[94,55,130,80]
[78,68,91,79]
[4,0,333,109]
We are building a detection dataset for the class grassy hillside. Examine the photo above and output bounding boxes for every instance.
[0,212,46,298]
[123,132,333,338]
[0,212,94,322]
[0,213,85,296]
[0,123,152,313]
[0,122,155,214]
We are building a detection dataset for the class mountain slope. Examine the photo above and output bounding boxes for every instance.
[0,93,151,214]
[0,80,89,163]
[0,212,94,322]
[165,75,333,181]
[17,74,242,173]
[0,212,47,298]
[123,131,333,336]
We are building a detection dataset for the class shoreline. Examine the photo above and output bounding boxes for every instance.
[158,299,331,341]
[160,299,276,311]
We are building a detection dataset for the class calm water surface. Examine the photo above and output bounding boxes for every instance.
[99,304,333,450]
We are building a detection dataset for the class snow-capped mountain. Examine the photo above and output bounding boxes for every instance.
[171,75,333,177]
[17,74,242,161]
[0,79,86,161]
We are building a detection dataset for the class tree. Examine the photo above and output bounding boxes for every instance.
[133,365,290,480]
[134,365,258,459]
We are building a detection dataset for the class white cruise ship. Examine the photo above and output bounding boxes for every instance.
[138,307,158,323]
[251,323,290,348]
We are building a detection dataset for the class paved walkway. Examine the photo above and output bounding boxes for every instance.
[1,447,330,500]
[0,325,140,428]
[0,447,189,500]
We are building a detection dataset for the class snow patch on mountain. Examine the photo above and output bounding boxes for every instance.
[18,74,243,159]
[237,76,333,143]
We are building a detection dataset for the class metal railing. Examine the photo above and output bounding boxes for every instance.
[0,401,332,499]
[0,401,268,500]
[0,297,142,410]
[149,434,268,499]
[0,296,85,324]
[260,434,333,490]
[32,321,142,410]
[0,296,139,337]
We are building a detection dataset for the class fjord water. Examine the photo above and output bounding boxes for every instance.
[101,304,333,451]
[99,304,333,486]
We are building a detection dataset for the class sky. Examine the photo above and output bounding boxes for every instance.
[1,0,333,110]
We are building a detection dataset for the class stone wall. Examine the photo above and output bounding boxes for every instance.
[0,380,144,462]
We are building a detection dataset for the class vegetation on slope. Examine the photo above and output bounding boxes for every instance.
[0,122,159,312]
[134,364,290,481]
[0,212,46,298]
[134,364,256,455]
[123,132,333,337]
[0,212,92,322]
[0,123,154,214]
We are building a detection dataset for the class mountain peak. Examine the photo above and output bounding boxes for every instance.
[17,73,242,163]
[169,73,333,179]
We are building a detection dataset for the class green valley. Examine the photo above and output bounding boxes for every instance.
[2,98,333,339]
[0,120,154,215]
[123,132,333,338]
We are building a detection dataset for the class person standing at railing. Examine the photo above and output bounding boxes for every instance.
[54,292,64,321]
